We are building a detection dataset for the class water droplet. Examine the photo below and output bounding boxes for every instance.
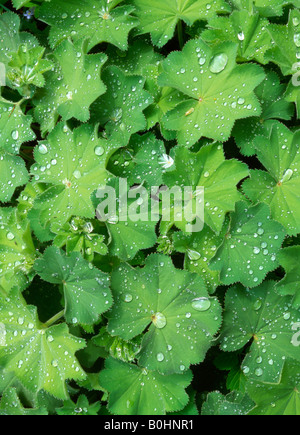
[253,300,262,311]
[6,232,15,241]
[187,249,201,261]
[122,292,133,304]
[157,352,165,362]
[38,144,48,155]
[281,169,293,183]
[11,130,19,140]
[294,33,300,48]
[243,366,250,374]
[73,170,81,179]
[95,146,105,156]
[238,32,245,41]
[51,359,59,367]
[283,312,291,320]
[293,17,299,26]
[209,53,228,74]
[255,368,263,377]
[191,297,211,312]
[152,312,167,329]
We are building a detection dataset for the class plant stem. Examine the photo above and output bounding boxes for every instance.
[177,20,184,50]
[0,3,11,12]
[44,310,65,328]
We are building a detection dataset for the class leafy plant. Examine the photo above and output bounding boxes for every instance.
[0,0,299,416]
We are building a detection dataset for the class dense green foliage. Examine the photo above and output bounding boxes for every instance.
[0,0,299,416]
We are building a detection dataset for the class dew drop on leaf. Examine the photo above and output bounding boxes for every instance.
[191,297,211,312]
[209,53,228,73]
[124,294,133,303]
[156,352,165,362]
[152,312,167,329]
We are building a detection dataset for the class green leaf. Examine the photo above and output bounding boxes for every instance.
[90,66,153,145]
[158,39,265,145]
[220,282,300,384]
[92,327,142,363]
[94,177,158,261]
[233,72,294,156]
[107,254,222,374]
[201,391,255,415]
[33,39,107,135]
[7,45,53,96]
[56,394,101,415]
[134,0,230,48]
[108,133,166,187]
[52,217,108,262]
[99,357,193,415]
[285,77,300,119]
[242,122,300,235]
[163,143,249,234]
[276,246,300,308]
[0,98,35,202]
[30,122,117,228]
[40,0,139,51]
[105,38,162,76]
[265,9,300,76]
[173,220,229,294]
[0,208,36,294]
[0,288,86,399]
[247,360,300,415]
[12,0,33,9]
[202,10,272,64]
[0,388,48,415]
[229,0,300,18]
[34,246,113,325]
[210,201,286,288]
[143,64,185,132]
[0,11,38,67]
